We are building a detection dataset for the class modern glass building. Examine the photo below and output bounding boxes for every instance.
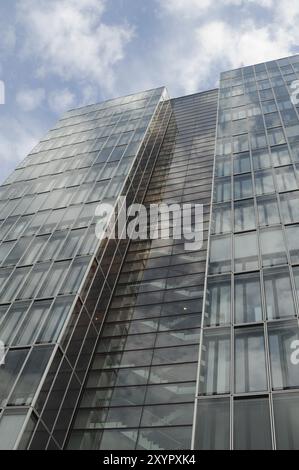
[1,55,299,450]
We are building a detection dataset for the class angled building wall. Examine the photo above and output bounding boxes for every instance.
[0,87,171,449]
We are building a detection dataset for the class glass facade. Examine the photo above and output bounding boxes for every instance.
[194,54,299,450]
[66,90,218,450]
[0,87,171,449]
[1,54,299,450]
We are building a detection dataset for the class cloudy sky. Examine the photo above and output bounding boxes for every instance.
[1,0,299,183]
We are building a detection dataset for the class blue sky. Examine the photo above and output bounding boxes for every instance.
[1,0,299,183]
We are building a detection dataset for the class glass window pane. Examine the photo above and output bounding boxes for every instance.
[58,206,81,231]
[74,406,142,430]
[0,241,15,265]
[9,345,54,406]
[212,203,231,234]
[232,118,247,134]
[254,170,275,195]
[260,227,287,267]
[81,386,146,408]
[0,305,8,324]
[234,174,253,199]
[205,276,231,326]
[233,152,251,174]
[280,191,299,224]
[141,403,193,427]
[275,166,298,192]
[38,261,69,298]
[99,429,137,450]
[74,203,98,229]
[268,322,299,390]
[0,349,29,407]
[273,393,299,449]
[267,127,286,146]
[152,345,198,366]
[234,273,262,324]
[215,157,231,177]
[137,426,191,450]
[234,232,259,272]
[12,300,53,347]
[0,410,28,450]
[290,142,299,162]
[0,301,31,346]
[252,148,271,170]
[209,236,231,274]
[265,112,281,128]
[79,226,98,255]
[144,382,195,405]
[158,314,200,331]
[195,398,230,450]
[42,209,68,234]
[60,257,90,295]
[214,177,231,202]
[264,267,296,320]
[22,211,50,237]
[217,137,232,156]
[286,225,299,264]
[20,235,50,265]
[4,237,31,266]
[285,124,299,143]
[271,144,292,166]
[234,199,255,232]
[0,217,18,241]
[0,267,13,295]
[0,267,30,303]
[257,195,280,226]
[233,134,249,153]
[293,266,299,306]
[250,131,267,150]
[200,329,230,395]
[37,295,74,343]
[40,231,66,261]
[235,327,267,393]
[70,184,90,206]
[17,263,51,300]
[234,398,272,449]
[155,328,200,348]
[58,229,85,259]
[148,363,197,384]
[87,181,108,203]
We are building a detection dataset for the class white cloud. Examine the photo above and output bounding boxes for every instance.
[194,19,289,69]
[159,0,213,18]
[16,0,134,93]
[152,0,299,95]
[158,0,274,19]
[274,0,299,26]
[1,26,16,54]
[0,24,16,76]
[16,87,45,111]
[0,115,46,183]
[48,88,75,114]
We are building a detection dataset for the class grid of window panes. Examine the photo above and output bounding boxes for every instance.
[66,90,218,450]
[24,93,172,450]
[194,55,299,450]
[0,87,167,450]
